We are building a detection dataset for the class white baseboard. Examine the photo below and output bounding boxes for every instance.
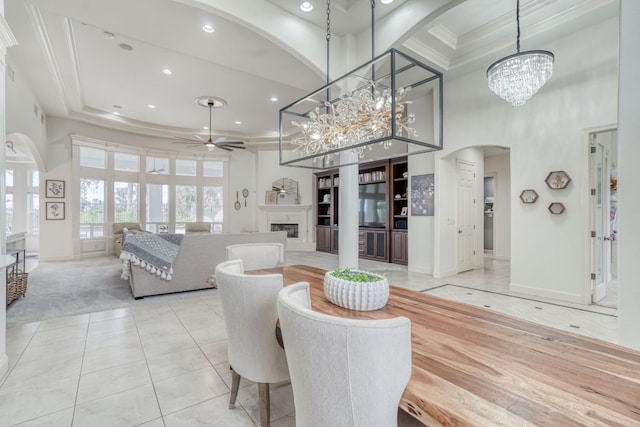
[510,283,583,304]
[433,268,458,279]
[408,265,433,275]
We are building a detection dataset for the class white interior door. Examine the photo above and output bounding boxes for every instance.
[591,135,610,302]
[457,159,475,273]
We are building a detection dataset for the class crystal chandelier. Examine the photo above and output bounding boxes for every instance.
[290,81,417,159]
[486,0,554,106]
[279,1,443,169]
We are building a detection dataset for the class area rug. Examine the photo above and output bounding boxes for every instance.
[6,257,134,324]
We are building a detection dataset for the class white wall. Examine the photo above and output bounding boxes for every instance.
[256,147,314,244]
[5,60,48,158]
[484,152,511,260]
[437,17,618,303]
[617,0,640,350]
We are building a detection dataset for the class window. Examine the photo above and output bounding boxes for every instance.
[203,186,223,232]
[176,185,197,224]
[146,157,169,174]
[80,147,106,169]
[5,169,13,187]
[29,194,39,234]
[30,170,39,187]
[146,184,169,233]
[5,193,13,234]
[203,161,223,177]
[79,179,105,238]
[176,159,196,176]
[115,152,139,172]
[114,182,139,222]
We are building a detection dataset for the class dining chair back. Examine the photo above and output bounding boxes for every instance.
[277,282,412,427]
[215,259,290,426]
[225,242,284,271]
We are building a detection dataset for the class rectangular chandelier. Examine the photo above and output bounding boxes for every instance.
[279,48,443,170]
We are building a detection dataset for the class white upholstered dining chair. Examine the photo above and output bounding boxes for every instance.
[277,282,412,427]
[214,259,290,427]
[225,242,284,270]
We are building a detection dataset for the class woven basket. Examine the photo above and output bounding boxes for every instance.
[323,270,389,311]
[7,272,28,305]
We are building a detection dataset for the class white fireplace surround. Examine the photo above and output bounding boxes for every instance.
[257,204,313,251]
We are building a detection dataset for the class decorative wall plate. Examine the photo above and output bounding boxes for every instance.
[519,189,539,204]
[545,171,571,189]
[548,202,566,214]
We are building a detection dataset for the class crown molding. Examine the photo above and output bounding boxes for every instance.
[0,14,18,58]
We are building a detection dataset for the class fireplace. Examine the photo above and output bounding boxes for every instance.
[258,204,312,251]
[271,223,299,238]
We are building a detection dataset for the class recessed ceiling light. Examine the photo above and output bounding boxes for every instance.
[300,2,313,12]
[202,24,215,33]
[113,111,120,115]
[270,97,278,102]
[380,0,394,3]
[147,104,156,109]
[162,68,172,75]
[203,126,209,130]
[234,121,242,125]
[104,31,115,39]
[119,43,133,51]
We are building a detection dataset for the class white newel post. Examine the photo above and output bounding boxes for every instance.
[0,8,18,381]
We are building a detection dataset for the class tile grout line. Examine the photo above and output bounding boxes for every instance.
[134,303,169,426]
[424,284,618,317]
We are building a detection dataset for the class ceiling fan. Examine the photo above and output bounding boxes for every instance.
[173,97,246,152]
[272,178,296,195]
[148,158,165,174]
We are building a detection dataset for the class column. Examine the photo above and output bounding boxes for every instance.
[617,0,640,350]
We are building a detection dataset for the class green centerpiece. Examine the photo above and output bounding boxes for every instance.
[323,268,389,311]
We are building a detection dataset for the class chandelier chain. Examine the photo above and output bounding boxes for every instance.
[370,0,375,60]
[516,0,521,53]
[326,0,331,84]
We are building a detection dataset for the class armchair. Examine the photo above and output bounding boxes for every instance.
[225,243,285,271]
[214,259,290,426]
[277,282,412,427]
[185,221,212,234]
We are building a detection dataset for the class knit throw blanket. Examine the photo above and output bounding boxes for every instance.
[120,232,184,281]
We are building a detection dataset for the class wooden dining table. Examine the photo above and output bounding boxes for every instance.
[252,265,640,426]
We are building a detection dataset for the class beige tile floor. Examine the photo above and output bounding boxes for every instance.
[1,252,620,426]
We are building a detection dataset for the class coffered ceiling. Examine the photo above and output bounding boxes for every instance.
[4,0,617,150]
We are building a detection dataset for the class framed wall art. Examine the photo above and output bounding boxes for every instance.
[45,180,65,198]
[519,189,539,204]
[410,173,435,216]
[265,190,278,205]
[545,171,571,189]
[46,201,65,220]
[548,202,566,215]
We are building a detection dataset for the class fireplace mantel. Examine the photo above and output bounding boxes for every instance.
[257,204,313,251]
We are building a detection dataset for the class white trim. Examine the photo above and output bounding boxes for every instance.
[0,14,18,57]
[510,283,583,305]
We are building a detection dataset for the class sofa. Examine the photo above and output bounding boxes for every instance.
[124,231,287,298]
[113,222,143,257]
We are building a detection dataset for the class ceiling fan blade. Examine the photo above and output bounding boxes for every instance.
[226,145,245,150]
[194,135,207,142]
[213,136,226,143]
[219,141,244,145]
[173,139,202,145]
[217,145,233,151]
